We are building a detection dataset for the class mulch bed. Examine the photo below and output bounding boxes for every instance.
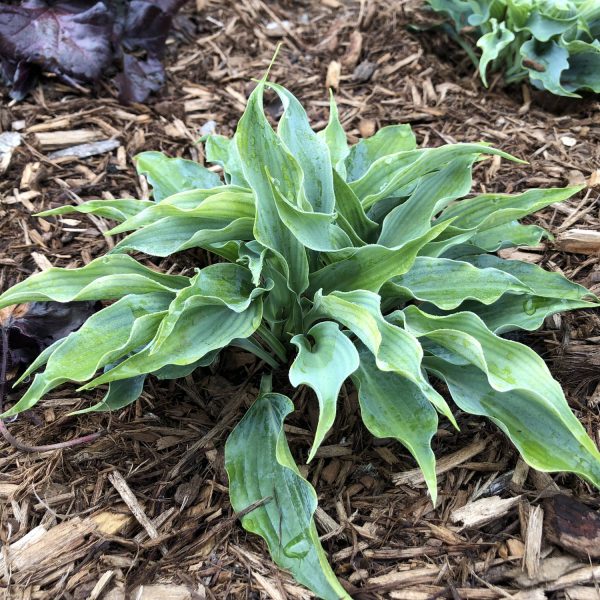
[1,1,599,599]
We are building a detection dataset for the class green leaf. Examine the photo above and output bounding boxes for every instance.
[521,11,578,42]
[269,175,353,252]
[204,134,249,187]
[290,321,359,461]
[353,347,438,501]
[110,217,254,257]
[469,221,549,251]
[459,294,598,334]
[313,289,456,425]
[308,220,452,295]
[37,198,154,222]
[268,82,336,214]
[400,306,590,438]
[318,91,349,179]
[82,287,264,388]
[464,254,598,302]
[3,293,171,417]
[383,256,530,309]
[346,125,416,182]
[378,156,476,248]
[235,78,309,295]
[477,19,515,86]
[107,187,255,234]
[150,264,271,349]
[520,39,577,97]
[225,391,350,600]
[332,170,378,244]
[350,143,520,209]
[425,358,600,488]
[0,255,188,309]
[439,186,581,229]
[73,375,147,414]
[561,39,600,94]
[135,151,222,201]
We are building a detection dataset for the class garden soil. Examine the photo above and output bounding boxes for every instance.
[0,1,599,598]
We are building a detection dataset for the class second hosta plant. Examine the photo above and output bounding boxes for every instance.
[1,75,599,598]
[427,0,600,97]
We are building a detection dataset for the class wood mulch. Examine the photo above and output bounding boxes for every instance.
[0,1,599,598]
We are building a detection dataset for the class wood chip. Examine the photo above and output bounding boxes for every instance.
[34,129,103,150]
[108,471,167,556]
[393,438,487,486]
[368,565,439,587]
[326,60,341,90]
[524,505,544,578]
[556,230,600,255]
[48,139,120,160]
[451,495,522,529]
[544,495,600,559]
[131,584,194,600]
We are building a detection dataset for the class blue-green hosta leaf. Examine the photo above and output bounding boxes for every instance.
[353,347,438,501]
[520,39,577,97]
[110,217,254,257]
[561,40,600,94]
[150,264,271,350]
[82,296,264,388]
[477,19,515,86]
[312,290,456,425]
[464,254,598,301]
[269,176,352,252]
[400,306,589,438]
[73,375,147,415]
[439,186,581,229]
[332,170,378,244]
[37,198,154,222]
[14,338,66,386]
[204,134,249,187]
[350,143,520,209]
[225,392,350,600]
[135,151,222,202]
[318,91,349,179]
[107,188,255,234]
[308,220,452,295]
[346,125,417,182]
[290,321,359,461]
[469,221,549,251]
[382,257,530,309]
[235,79,309,295]
[460,294,598,334]
[425,358,600,488]
[2,293,171,417]
[153,350,220,380]
[268,82,336,214]
[521,10,578,42]
[73,350,221,415]
[378,156,476,248]
[0,255,188,309]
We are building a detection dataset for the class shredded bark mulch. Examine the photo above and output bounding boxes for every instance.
[0,1,599,599]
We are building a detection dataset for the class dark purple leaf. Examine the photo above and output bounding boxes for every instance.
[0,1,114,83]
[116,52,164,103]
[0,301,97,380]
[122,0,188,57]
[0,0,190,102]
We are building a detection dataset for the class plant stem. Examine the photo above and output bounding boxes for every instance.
[257,324,288,364]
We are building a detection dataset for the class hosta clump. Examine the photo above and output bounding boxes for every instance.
[427,0,600,97]
[1,76,600,598]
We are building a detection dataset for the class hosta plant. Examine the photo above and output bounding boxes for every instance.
[427,0,600,96]
[1,75,600,598]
